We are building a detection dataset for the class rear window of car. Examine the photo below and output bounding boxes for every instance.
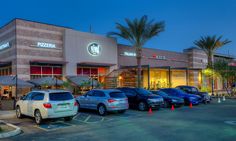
[49,92,73,101]
[109,92,126,98]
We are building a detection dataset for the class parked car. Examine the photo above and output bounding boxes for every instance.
[76,89,129,116]
[116,87,164,111]
[15,90,78,124]
[159,88,201,105]
[150,90,184,107]
[176,85,211,104]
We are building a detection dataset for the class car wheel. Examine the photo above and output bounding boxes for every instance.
[76,100,80,112]
[34,110,43,125]
[64,116,73,121]
[97,104,107,116]
[118,110,126,114]
[16,106,23,119]
[138,101,147,111]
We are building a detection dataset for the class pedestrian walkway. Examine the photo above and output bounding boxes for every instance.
[0,110,15,119]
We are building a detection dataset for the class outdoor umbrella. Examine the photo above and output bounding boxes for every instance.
[28,77,64,87]
[0,76,34,88]
[67,76,98,87]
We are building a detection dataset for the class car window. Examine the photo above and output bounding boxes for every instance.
[86,91,94,96]
[122,89,137,97]
[135,88,152,95]
[32,93,44,101]
[49,92,73,101]
[25,92,34,100]
[156,91,168,97]
[93,91,105,97]
[109,92,126,98]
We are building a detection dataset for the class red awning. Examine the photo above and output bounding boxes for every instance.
[77,62,116,67]
[229,62,236,67]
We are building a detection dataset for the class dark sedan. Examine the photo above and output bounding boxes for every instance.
[159,88,201,105]
[151,90,184,107]
[176,85,211,104]
[117,87,164,111]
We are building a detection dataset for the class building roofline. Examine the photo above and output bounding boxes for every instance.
[0,18,73,30]
[118,43,184,55]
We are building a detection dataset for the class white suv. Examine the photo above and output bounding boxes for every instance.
[15,90,78,124]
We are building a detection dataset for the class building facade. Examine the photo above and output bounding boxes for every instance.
[0,19,234,96]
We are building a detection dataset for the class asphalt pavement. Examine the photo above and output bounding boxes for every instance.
[2,99,236,141]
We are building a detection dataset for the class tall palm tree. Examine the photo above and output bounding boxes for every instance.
[194,35,231,68]
[108,15,165,88]
[194,35,231,95]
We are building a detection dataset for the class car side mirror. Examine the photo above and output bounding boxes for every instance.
[20,96,25,100]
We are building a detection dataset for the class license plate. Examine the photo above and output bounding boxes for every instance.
[58,103,68,109]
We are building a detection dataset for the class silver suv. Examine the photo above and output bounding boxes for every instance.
[76,89,129,116]
[16,90,78,124]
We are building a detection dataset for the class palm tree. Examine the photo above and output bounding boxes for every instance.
[108,15,165,88]
[194,35,231,68]
[194,35,231,95]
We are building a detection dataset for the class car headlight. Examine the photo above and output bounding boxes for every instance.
[172,99,177,102]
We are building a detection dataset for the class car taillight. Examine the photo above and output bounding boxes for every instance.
[43,103,52,109]
[108,99,116,103]
[74,101,78,106]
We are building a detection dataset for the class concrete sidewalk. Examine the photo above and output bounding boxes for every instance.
[0,110,15,120]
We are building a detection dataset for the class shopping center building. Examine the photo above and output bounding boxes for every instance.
[0,18,235,97]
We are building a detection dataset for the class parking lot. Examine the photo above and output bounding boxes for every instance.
[2,98,236,141]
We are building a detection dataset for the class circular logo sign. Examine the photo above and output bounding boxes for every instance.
[87,42,101,56]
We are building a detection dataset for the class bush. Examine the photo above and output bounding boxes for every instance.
[0,127,2,132]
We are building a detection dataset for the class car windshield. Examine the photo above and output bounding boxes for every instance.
[156,91,168,97]
[135,88,152,95]
[174,89,187,94]
[109,92,126,98]
[49,92,74,101]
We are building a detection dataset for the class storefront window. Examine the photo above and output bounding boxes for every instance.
[30,65,62,80]
[171,70,187,87]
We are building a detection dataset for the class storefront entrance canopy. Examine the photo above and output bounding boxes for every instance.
[67,76,98,87]
[0,61,11,67]
[28,77,64,86]
[0,76,34,88]
[77,62,116,67]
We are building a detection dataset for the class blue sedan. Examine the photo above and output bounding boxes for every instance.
[159,88,201,105]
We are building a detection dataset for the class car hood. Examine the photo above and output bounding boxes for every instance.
[147,94,163,99]
[166,95,183,100]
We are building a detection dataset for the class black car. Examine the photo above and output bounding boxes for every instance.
[151,90,184,108]
[176,85,211,104]
[117,87,164,111]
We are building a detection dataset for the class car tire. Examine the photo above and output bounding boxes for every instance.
[97,104,107,116]
[64,116,73,121]
[16,106,23,119]
[76,100,80,112]
[138,101,147,111]
[118,110,126,114]
[34,110,43,125]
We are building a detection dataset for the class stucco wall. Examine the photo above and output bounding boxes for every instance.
[64,29,118,76]
[118,44,189,68]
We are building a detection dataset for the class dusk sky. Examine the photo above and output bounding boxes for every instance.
[0,0,235,56]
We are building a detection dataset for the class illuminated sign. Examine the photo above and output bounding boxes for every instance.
[87,42,101,56]
[37,42,56,48]
[153,55,166,60]
[0,42,10,50]
[123,52,136,57]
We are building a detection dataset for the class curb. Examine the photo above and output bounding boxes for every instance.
[0,120,21,139]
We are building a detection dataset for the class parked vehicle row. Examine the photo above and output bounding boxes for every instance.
[15,85,211,125]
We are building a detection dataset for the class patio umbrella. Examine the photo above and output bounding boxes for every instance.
[67,76,98,87]
[0,76,34,88]
[28,77,64,87]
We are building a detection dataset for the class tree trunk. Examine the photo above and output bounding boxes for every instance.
[136,48,142,88]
